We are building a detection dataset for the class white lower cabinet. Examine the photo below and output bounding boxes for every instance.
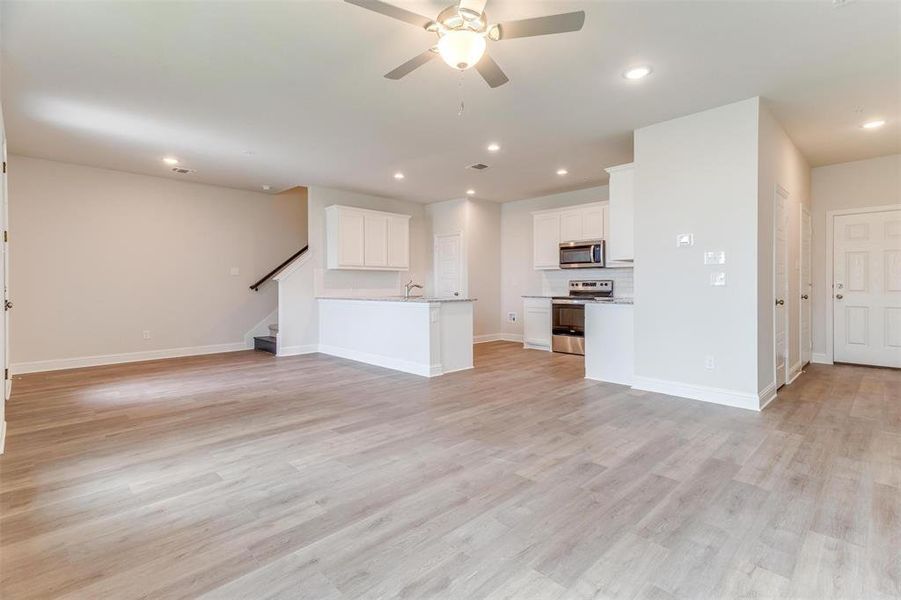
[326,205,411,270]
[522,298,552,350]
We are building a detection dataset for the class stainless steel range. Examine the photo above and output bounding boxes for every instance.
[551,280,614,355]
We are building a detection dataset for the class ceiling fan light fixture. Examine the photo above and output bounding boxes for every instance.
[437,30,486,70]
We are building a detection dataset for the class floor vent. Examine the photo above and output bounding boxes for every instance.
[468,163,489,170]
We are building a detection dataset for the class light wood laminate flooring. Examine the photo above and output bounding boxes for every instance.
[1,342,899,599]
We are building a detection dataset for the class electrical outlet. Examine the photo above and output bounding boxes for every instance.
[704,251,726,265]
[507,312,517,322]
[230,267,240,276]
[142,330,151,340]
[705,355,715,370]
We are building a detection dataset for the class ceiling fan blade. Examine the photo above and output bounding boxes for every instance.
[475,53,509,88]
[494,11,585,40]
[344,0,433,29]
[458,0,488,15]
[384,49,438,80]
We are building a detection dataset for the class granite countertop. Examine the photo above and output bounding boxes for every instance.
[521,294,634,305]
[317,296,477,303]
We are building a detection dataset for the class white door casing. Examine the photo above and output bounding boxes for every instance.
[833,209,901,368]
[800,205,812,366]
[0,114,7,450]
[434,233,465,298]
[774,187,789,387]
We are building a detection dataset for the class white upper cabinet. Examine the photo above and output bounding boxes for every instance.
[386,215,409,268]
[531,193,634,270]
[605,163,635,261]
[533,212,561,270]
[363,214,388,267]
[559,210,584,242]
[557,203,605,243]
[326,205,411,270]
[336,209,365,267]
[581,205,605,240]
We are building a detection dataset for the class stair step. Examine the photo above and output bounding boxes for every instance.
[253,336,277,355]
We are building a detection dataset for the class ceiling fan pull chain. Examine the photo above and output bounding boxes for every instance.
[458,71,465,117]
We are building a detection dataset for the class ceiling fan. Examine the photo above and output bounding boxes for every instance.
[344,0,586,88]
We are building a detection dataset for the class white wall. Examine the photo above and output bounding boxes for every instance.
[757,102,811,389]
[426,198,502,338]
[8,156,307,371]
[277,186,430,353]
[633,98,761,407]
[499,186,634,340]
[810,154,900,360]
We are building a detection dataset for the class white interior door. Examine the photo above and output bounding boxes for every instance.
[774,189,789,387]
[800,205,812,366]
[434,233,464,298]
[833,209,901,367]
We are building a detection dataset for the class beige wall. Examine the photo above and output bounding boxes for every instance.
[810,154,900,360]
[634,98,761,402]
[9,156,307,370]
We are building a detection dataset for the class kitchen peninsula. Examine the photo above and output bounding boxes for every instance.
[317,297,476,377]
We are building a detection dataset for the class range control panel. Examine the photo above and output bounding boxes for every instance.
[568,280,613,294]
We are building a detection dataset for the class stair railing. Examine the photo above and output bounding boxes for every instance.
[249,245,309,291]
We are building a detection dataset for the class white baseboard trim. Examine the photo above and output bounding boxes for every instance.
[632,376,762,411]
[474,333,522,344]
[317,344,434,377]
[0,420,6,455]
[276,344,319,357]
[811,353,832,365]
[758,382,778,410]
[787,361,803,385]
[10,342,248,375]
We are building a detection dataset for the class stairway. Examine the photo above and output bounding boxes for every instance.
[253,324,278,355]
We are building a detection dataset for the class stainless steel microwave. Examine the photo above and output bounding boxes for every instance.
[559,240,605,269]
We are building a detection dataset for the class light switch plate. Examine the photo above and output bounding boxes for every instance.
[676,233,694,247]
[710,272,727,286]
[704,251,726,265]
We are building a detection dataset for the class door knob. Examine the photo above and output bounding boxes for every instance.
[4,300,11,311]
[775,299,785,306]
[836,294,843,300]
[801,294,808,300]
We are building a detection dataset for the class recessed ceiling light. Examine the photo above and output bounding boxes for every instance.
[487,143,500,152]
[861,119,886,129]
[162,156,179,165]
[623,65,652,80]
[556,168,568,176]
[394,172,405,180]
[466,189,476,195]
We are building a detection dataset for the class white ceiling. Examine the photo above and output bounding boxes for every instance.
[2,0,898,203]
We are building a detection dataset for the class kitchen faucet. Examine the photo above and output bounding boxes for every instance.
[404,280,423,299]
